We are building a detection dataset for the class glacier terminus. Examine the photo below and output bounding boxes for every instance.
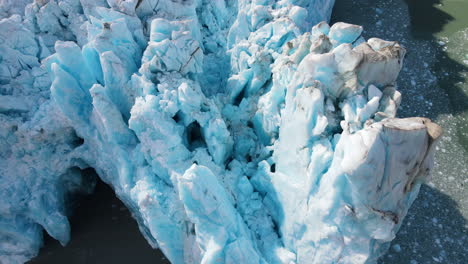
[0,0,442,263]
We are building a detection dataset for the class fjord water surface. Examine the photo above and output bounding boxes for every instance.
[28,179,169,264]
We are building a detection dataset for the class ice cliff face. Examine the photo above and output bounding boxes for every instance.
[0,1,442,264]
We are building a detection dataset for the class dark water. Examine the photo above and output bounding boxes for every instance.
[28,179,169,264]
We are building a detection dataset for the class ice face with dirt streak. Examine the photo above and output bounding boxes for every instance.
[0,0,441,263]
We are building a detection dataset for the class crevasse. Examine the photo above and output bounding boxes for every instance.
[0,0,441,264]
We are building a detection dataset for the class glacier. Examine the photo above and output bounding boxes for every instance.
[0,0,442,263]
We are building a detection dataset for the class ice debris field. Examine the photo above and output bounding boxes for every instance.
[0,0,443,263]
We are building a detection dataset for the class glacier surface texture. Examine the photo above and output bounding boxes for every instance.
[0,0,442,263]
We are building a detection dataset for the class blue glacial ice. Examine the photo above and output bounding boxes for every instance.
[0,0,442,263]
